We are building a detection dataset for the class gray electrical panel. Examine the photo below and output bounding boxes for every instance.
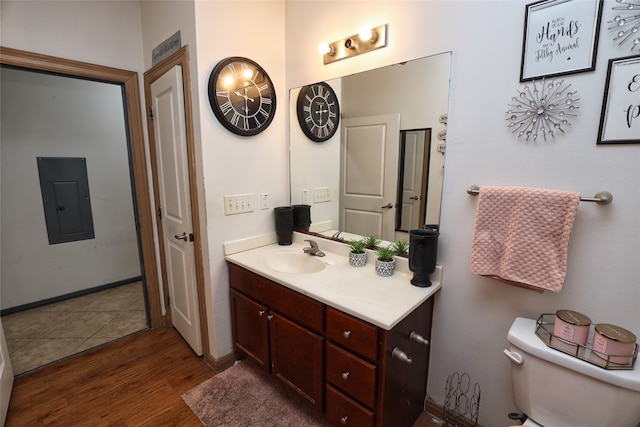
[37,157,95,245]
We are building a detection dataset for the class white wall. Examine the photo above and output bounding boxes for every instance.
[1,68,141,309]
[191,0,287,359]
[3,2,638,425]
[0,1,145,71]
[142,0,288,361]
[285,1,640,426]
[0,1,146,310]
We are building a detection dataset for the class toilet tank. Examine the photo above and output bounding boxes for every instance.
[505,317,640,427]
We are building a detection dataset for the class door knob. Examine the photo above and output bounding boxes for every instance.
[381,203,393,209]
[174,232,194,241]
[409,196,419,200]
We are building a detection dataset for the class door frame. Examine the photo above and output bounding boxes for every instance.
[0,46,163,327]
[143,47,210,363]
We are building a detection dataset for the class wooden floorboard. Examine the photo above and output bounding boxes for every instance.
[6,326,446,427]
[5,327,217,427]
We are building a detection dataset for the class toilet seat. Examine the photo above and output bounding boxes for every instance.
[522,418,543,427]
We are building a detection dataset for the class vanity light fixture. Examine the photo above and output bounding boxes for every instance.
[320,24,388,65]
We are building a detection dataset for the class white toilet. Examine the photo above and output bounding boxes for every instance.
[505,317,640,427]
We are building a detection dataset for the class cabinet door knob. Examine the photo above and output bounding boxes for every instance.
[340,416,348,424]
[343,330,351,339]
[341,371,350,380]
[392,347,413,364]
[410,331,429,347]
[267,314,274,321]
[258,310,266,316]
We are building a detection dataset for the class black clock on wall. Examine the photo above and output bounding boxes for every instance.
[296,82,340,142]
[207,57,276,136]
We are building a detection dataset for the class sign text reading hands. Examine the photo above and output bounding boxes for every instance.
[535,16,581,64]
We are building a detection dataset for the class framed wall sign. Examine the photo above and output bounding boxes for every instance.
[597,55,640,145]
[520,0,603,81]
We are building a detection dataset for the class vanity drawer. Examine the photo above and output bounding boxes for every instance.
[268,279,323,333]
[326,385,375,427]
[228,263,266,301]
[326,343,377,408]
[326,307,379,361]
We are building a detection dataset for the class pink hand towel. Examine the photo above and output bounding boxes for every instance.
[470,186,581,293]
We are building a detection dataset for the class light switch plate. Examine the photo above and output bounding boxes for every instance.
[224,193,254,215]
[313,187,331,203]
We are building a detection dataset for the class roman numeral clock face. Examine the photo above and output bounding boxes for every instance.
[208,57,276,136]
[296,82,340,142]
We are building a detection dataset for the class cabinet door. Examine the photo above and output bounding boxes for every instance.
[270,313,324,412]
[230,289,270,371]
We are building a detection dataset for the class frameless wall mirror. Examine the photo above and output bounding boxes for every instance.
[289,52,451,246]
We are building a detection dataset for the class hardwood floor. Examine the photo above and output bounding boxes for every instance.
[5,327,217,426]
[6,326,446,427]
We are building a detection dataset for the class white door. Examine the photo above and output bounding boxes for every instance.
[150,66,202,355]
[339,114,400,242]
[400,129,427,231]
[0,318,14,426]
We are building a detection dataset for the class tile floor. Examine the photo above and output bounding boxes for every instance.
[2,281,148,375]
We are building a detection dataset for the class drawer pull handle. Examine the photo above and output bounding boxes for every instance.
[343,330,351,339]
[341,371,350,380]
[258,310,266,317]
[392,347,412,364]
[410,331,430,347]
[340,416,348,424]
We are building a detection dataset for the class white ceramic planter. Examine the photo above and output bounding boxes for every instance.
[349,251,367,267]
[375,259,395,277]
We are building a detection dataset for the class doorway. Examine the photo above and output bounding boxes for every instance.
[0,46,163,348]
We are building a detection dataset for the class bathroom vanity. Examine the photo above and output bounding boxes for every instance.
[225,236,442,427]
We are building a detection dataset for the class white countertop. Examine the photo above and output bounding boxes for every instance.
[224,232,442,330]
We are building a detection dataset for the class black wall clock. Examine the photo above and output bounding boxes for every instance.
[296,82,340,142]
[208,57,276,136]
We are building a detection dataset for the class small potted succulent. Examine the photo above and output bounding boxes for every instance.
[392,240,409,257]
[347,239,367,267]
[375,245,396,277]
[363,235,381,250]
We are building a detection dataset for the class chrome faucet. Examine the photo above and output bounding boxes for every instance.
[303,239,325,257]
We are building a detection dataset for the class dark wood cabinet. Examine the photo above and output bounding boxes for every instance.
[229,263,324,412]
[229,289,269,370]
[228,262,435,427]
[270,313,323,411]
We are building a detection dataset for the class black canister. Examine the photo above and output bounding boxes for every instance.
[274,206,294,245]
[292,204,311,230]
[408,228,439,287]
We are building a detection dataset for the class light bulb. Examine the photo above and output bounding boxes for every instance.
[358,27,376,42]
[318,42,334,55]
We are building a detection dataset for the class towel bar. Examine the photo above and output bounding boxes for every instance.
[466,185,613,205]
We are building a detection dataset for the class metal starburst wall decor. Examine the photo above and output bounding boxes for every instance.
[609,0,640,52]
[506,79,580,142]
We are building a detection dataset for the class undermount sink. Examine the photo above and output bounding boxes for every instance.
[265,252,327,274]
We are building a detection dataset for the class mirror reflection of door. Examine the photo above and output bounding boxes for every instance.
[339,114,400,242]
[397,129,431,232]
